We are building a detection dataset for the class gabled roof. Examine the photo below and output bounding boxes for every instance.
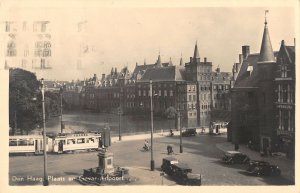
[234,52,278,88]
[133,64,156,75]
[138,66,185,82]
[212,71,232,83]
[277,41,295,64]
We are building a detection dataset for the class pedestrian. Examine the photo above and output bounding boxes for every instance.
[167,144,173,155]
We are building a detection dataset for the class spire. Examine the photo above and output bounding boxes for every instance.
[179,53,183,66]
[156,51,162,67]
[169,57,173,66]
[144,58,146,65]
[180,53,183,66]
[258,10,275,63]
[194,41,200,59]
[193,41,200,63]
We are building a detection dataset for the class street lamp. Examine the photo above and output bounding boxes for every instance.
[118,106,122,141]
[119,86,122,141]
[59,87,63,134]
[150,79,154,171]
[41,78,49,186]
[177,107,183,153]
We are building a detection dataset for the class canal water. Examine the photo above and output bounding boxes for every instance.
[45,111,176,136]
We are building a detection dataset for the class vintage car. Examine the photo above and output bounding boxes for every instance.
[161,157,179,175]
[246,160,281,176]
[221,151,250,164]
[161,157,201,185]
[182,128,197,137]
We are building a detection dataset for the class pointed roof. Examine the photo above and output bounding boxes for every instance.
[258,14,275,63]
[179,57,183,66]
[193,41,200,59]
[156,54,162,67]
[169,57,173,66]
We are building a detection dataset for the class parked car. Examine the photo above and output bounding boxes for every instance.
[161,157,179,175]
[246,160,281,176]
[182,128,197,137]
[221,151,250,164]
[161,157,201,185]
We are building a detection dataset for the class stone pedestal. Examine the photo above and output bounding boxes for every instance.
[98,150,114,174]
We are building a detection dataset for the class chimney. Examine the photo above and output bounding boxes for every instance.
[294,38,296,47]
[190,57,193,63]
[239,54,243,64]
[102,74,105,80]
[204,57,207,63]
[242,45,250,59]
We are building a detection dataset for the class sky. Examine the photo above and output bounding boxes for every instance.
[0,0,297,81]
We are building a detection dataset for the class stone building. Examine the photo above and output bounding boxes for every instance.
[274,40,295,158]
[230,16,295,158]
[64,42,232,128]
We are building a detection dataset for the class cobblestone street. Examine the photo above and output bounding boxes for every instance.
[9,132,294,186]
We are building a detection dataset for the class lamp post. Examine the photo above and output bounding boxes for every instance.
[119,86,122,141]
[150,79,155,171]
[177,107,183,153]
[60,87,63,134]
[118,107,122,141]
[41,78,49,186]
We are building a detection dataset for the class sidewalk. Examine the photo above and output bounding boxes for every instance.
[111,127,225,143]
[216,142,295,183]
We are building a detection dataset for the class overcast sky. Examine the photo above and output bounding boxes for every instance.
[0,1,296,81]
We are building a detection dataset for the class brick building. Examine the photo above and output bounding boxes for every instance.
[63,42,232,128]
[230,16,295,158]
[274,40,295,158]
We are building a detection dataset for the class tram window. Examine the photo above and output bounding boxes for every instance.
[67,139,75,144]
[88,138,95,143]
[28,139,34,146]
[18,139,28,146]
[77,138,85,144]
[9,140,18,146]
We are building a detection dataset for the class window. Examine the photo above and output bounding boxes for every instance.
[77,138,85,144]
[158,90,161,96]
[18,139,29,146]
[170,90,173,97]
[164,90,167,97]
[143,90,146,97]
[138,90,141,96]
[9,140,18,146]
[193,95,196,101]
[189,95,192,101]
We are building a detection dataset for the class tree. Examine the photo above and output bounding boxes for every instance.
[164,106,177,119]
[164,106,177,131]
[9,68,60,135]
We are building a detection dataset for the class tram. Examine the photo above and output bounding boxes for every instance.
[50,132,102,153]
[9,132,102,154]
[9,135,50,154]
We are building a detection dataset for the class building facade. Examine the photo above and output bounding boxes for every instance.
[274,40,295,158]
[62,43,232,129]
[230,16,295,158]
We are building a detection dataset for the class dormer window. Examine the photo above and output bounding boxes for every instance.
[247,64,253,76]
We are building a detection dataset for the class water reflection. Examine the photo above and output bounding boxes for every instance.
[45,111,175,136]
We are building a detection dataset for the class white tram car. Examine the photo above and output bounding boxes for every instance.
[9,135,50,154]
[9,132,102,154]
[50,132,102,153]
